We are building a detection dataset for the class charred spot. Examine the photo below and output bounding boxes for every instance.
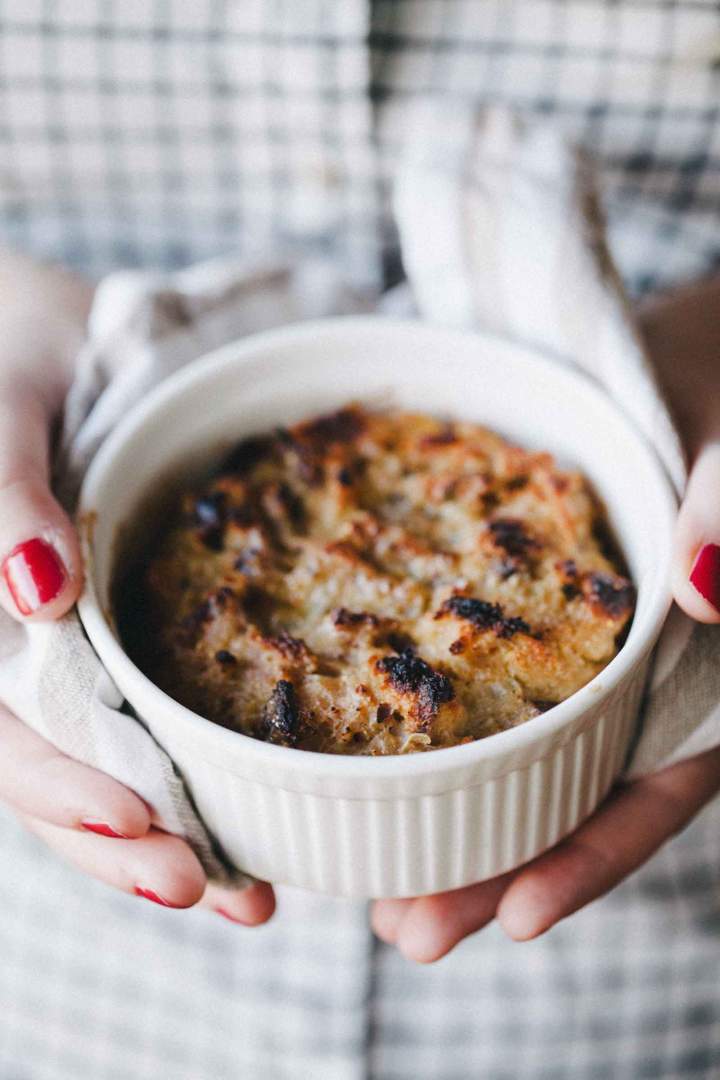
[419,424,456,448]
[376,648,454,726]
[439,595,504,629]
[278,409,365,486]
[531,699,557,713]
[332,608,380,629]
[376,703,392,723]
[584,572,636,619]
[199,525,224,551]
[261,680,299,746]
[488,518,539,559]
[268,629,307,661]
[449,639,466,655]
[505,474,529,491]
[385,630,416,654]
[438,595,531,639]
[498,616,533,639]
[557,559,580,599]
[193,490,227,527]
[214,649,237,667]
[295,407,365,445]
[261,481,306,530]
[337,466,353,487]
[219,435,274,475]
[228,505,254,527]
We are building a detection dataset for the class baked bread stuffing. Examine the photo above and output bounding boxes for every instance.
[119,405,635,754]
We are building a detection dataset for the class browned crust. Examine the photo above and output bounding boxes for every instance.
[119,405,635,755]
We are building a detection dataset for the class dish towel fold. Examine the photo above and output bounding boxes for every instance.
[0,102,717,884]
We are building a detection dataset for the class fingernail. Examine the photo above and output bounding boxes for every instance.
[81,821,130,839]
[1,538,67,615]
[134,886,181,908]
[689,543,720,612]
[215,906,252,926]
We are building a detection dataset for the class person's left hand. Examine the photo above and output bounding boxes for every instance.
[372,280,720,963]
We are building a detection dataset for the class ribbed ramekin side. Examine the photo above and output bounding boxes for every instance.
[165,667,646,897]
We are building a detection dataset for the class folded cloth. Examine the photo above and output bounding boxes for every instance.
[0,105,717,885]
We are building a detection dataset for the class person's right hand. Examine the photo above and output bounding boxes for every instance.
[0,250,275,924]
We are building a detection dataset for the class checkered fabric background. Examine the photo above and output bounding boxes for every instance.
[2,3,720,1078]
[0,0,719,293]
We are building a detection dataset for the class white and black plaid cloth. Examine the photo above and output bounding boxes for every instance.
[1,0,720,294]
[2,3,720,1078]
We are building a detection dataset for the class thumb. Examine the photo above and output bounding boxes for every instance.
[0,380,82,622]
[672,439,720,623]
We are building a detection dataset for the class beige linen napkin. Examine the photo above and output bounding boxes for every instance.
[0,107,716,886]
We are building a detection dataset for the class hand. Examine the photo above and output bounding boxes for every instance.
[373,277,720,962]
[0,250,275,925]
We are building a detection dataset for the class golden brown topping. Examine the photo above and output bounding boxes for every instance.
[121,405,634,755]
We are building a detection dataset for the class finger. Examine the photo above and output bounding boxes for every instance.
[0,700,151,837]
[22,816,207,908]
[498,745,720,942]
[673,441,720,623]
[0,379,82,622]
[371,897,413,945]
[374,876,510,964]
[201,880,277,927]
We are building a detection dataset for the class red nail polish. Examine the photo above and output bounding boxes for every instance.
[81,821,130,839]
[689,543,720,613]
[215,906,252,926]
[134,886,181,908]
[1,538,67,615]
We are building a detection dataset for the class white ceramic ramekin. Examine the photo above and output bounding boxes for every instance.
[77,317,676,899]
